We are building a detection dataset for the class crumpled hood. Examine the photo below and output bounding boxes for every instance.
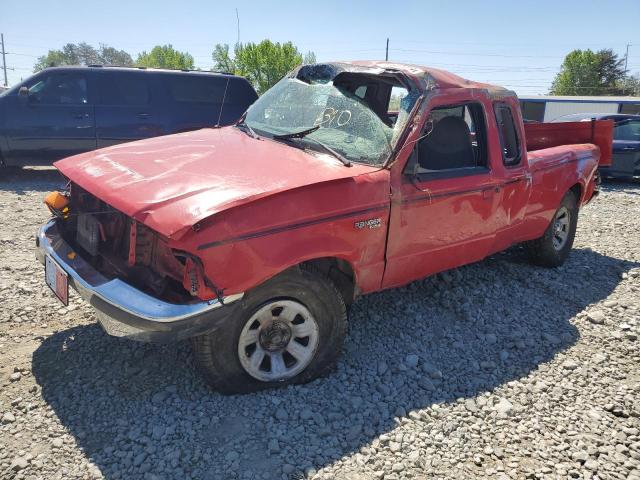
[55,127,378,238]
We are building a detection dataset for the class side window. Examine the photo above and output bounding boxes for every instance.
[409,102,487,174]
[28,73,88,105]
[166,75,226,104]
[99,73,150,105]
[388,86,408,112]
[354,85,367,99]
[494,104,521,166]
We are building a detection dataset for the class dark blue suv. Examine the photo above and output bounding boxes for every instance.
[0,66,258,167]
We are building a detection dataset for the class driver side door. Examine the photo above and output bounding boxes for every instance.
[383,95,503,288]
[6,70,96,165]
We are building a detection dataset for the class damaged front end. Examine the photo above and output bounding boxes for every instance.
[36,183,243,342]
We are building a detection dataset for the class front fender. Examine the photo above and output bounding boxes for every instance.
[172,170,391,296]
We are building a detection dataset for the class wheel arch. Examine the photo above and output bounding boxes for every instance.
[300,257,357,306]
[569,182,583,205]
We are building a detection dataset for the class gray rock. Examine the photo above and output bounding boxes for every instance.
[563,360,579,370]
[275,408,288,421]
[587,310,606,324]
[225,451,239,462]
[571,450,588,463]
[2,412,16,423]
[405,354,419,368]
[494,398,514,417]
[11,457,29,471]
[268,439,280,454]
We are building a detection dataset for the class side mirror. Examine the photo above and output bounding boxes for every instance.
[18,86,29,99]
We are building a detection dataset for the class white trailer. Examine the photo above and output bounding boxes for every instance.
[519,95,640,122]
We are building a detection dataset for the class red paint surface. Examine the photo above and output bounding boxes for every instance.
[54,62,611,300]
[524,120,613,167]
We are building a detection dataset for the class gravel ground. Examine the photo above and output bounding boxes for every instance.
[0,168,639,480]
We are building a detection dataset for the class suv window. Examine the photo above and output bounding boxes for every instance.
[99,73,149,105]
[410,102,487,174]
[494,104,521,166]
[614,118,640,141]
[166,75,226,104]
[28,73,88,105]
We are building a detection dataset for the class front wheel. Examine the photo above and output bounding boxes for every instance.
[525,190,578,267]
[193,265,347,394]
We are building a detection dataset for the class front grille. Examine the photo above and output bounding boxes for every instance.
[64,183,190,302]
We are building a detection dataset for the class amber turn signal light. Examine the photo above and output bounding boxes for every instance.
[44,191,70,218]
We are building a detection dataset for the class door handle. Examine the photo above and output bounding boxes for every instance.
[137,112,150,118]
[482,186,500,199]
[72,112,89,119]
[512,174,532,185]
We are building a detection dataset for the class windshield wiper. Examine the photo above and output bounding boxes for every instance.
[236,120,258,139]
[272,125,320,140]
[279,135,352,167]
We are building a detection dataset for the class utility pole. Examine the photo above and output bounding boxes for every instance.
[624,43,631,75]
[235,9,240,46]
[1,34,7,87]
[385,38,389,61]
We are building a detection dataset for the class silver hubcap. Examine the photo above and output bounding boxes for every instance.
[552,206,570,250]
[238,300,319,382]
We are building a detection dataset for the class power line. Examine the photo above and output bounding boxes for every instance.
[390,48,563,59]
[5,52,39,57]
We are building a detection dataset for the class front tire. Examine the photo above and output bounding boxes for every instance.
[193,265,347,394]
[526,190,578,267]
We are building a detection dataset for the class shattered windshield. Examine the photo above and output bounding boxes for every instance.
[244,75,418,166]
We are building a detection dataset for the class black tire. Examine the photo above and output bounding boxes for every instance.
[193,265,347,394]
[526,190,578,268]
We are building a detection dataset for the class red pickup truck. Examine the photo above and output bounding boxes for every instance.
[36,61,613,393]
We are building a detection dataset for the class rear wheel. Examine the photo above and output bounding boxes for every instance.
[526,190,578,267]
[193,265,347,394]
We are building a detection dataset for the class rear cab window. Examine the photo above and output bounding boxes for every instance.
[494,103,521,166]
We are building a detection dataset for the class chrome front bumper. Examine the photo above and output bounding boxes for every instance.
[36,219,243,342]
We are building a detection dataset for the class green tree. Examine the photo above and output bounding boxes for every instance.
[618,74,640,96]
[550,48,626,96]
[136,45,195,70]
[98,44,134,66]
[34,43,133,71]
[212,40,315,94]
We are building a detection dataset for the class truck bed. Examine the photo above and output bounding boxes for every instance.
[524,120,613,167]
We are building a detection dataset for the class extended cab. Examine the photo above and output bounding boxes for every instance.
[36,62,613,393]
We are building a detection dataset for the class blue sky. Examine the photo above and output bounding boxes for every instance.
[2,0,639,95]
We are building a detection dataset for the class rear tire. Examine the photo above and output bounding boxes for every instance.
[193,265,347,394]
[526,190,578,268]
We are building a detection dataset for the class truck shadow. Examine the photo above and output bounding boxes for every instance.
[0,167,66,194]
[31,248,638,479]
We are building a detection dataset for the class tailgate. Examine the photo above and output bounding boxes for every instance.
[524,120,614,167]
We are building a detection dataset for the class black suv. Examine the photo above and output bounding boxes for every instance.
[0,66,258,166]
